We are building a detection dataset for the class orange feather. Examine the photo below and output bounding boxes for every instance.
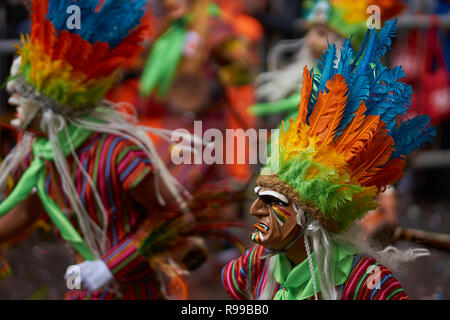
[335,101,380,162]
[362,158,405,190]
[350,124,395,185]
[297,66,313,125]
[308,74,348,144]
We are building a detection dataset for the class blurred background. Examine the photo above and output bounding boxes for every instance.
[0,0,449,300]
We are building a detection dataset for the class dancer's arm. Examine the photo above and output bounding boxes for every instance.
[0,193,43,243]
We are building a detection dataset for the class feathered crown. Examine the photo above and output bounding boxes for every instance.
[258,20,435,233]
[12,0,148,112]
[305,0,406,48]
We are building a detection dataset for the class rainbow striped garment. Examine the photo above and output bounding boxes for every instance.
[222,245,408,300]
[20,133,162,300]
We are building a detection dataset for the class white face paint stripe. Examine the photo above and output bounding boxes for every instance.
[259,190,289,205]
[258,231,264,241]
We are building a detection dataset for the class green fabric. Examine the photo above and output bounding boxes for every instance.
[250,93,300,117]
[0,125,95,260]
[139,3,221,98]
[140,19,188,98]
[273,244,356,300]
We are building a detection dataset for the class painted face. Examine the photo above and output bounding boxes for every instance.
[249,186,302,251]
[7,57,41,130]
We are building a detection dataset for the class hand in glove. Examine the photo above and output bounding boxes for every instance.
[64,260,114,292]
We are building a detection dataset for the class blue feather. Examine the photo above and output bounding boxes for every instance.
[391,116,436,158]
[307,44,337,123]
[356,28,376,76]
[307,18,434,158]
[351,27,370,70]
[372,19,398,62]
[47,0,147,48]
[366,65,412,133]
[336,75,370,135]
[317,44,337,93]
[337,39,355,79]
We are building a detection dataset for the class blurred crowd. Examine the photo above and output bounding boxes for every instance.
[0,0,449,300]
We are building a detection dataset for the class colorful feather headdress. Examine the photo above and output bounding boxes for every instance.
[258,20,435,233]
[12,0,148,113]
[305,0,405,48]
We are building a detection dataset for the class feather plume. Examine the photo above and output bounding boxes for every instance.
[20,0,149,108]
[350,124,395,187]
[337,38,355,79]
[337,75,370,135]
[362,158,405,191]
[356,28,376,76]
[297,66,313,124]
[47,0,147,48]
[308,74,348,143]
[308,44,337,120]
[366,64,412,132]
[391,115,436,158]
[372,19,398,62]
[335,101,381,163]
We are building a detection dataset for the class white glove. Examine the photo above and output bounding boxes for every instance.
[64,260,114,292]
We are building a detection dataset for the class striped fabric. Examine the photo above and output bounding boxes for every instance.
[340,254,408,300]
[64,274,161,300]
[22,133,162,300]
[222,245,408,300]
[222,245,280,300]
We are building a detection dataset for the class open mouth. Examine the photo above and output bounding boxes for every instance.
[251,222,269,244]
[254,222,269,233]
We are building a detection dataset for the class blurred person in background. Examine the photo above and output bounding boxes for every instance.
[0,0,243,300]
[109,0,264,194]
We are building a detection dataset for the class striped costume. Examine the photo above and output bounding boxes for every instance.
[21,133,162,300]
[222,245,408,300]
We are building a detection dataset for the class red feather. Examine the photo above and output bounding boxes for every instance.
[362,158,405,191]
[350,122,395,186]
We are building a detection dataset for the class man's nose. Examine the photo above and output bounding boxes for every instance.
[249,198,269,218]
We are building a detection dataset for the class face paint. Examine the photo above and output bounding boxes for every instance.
[259,190,289,206]
[249,187,302,251]
[270,204,292,226]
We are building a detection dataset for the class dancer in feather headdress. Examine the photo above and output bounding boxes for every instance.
[222,19,435,300]
[0,0,240,300]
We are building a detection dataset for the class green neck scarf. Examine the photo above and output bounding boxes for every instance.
[273,244,356,300]
[0,125,95,260]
